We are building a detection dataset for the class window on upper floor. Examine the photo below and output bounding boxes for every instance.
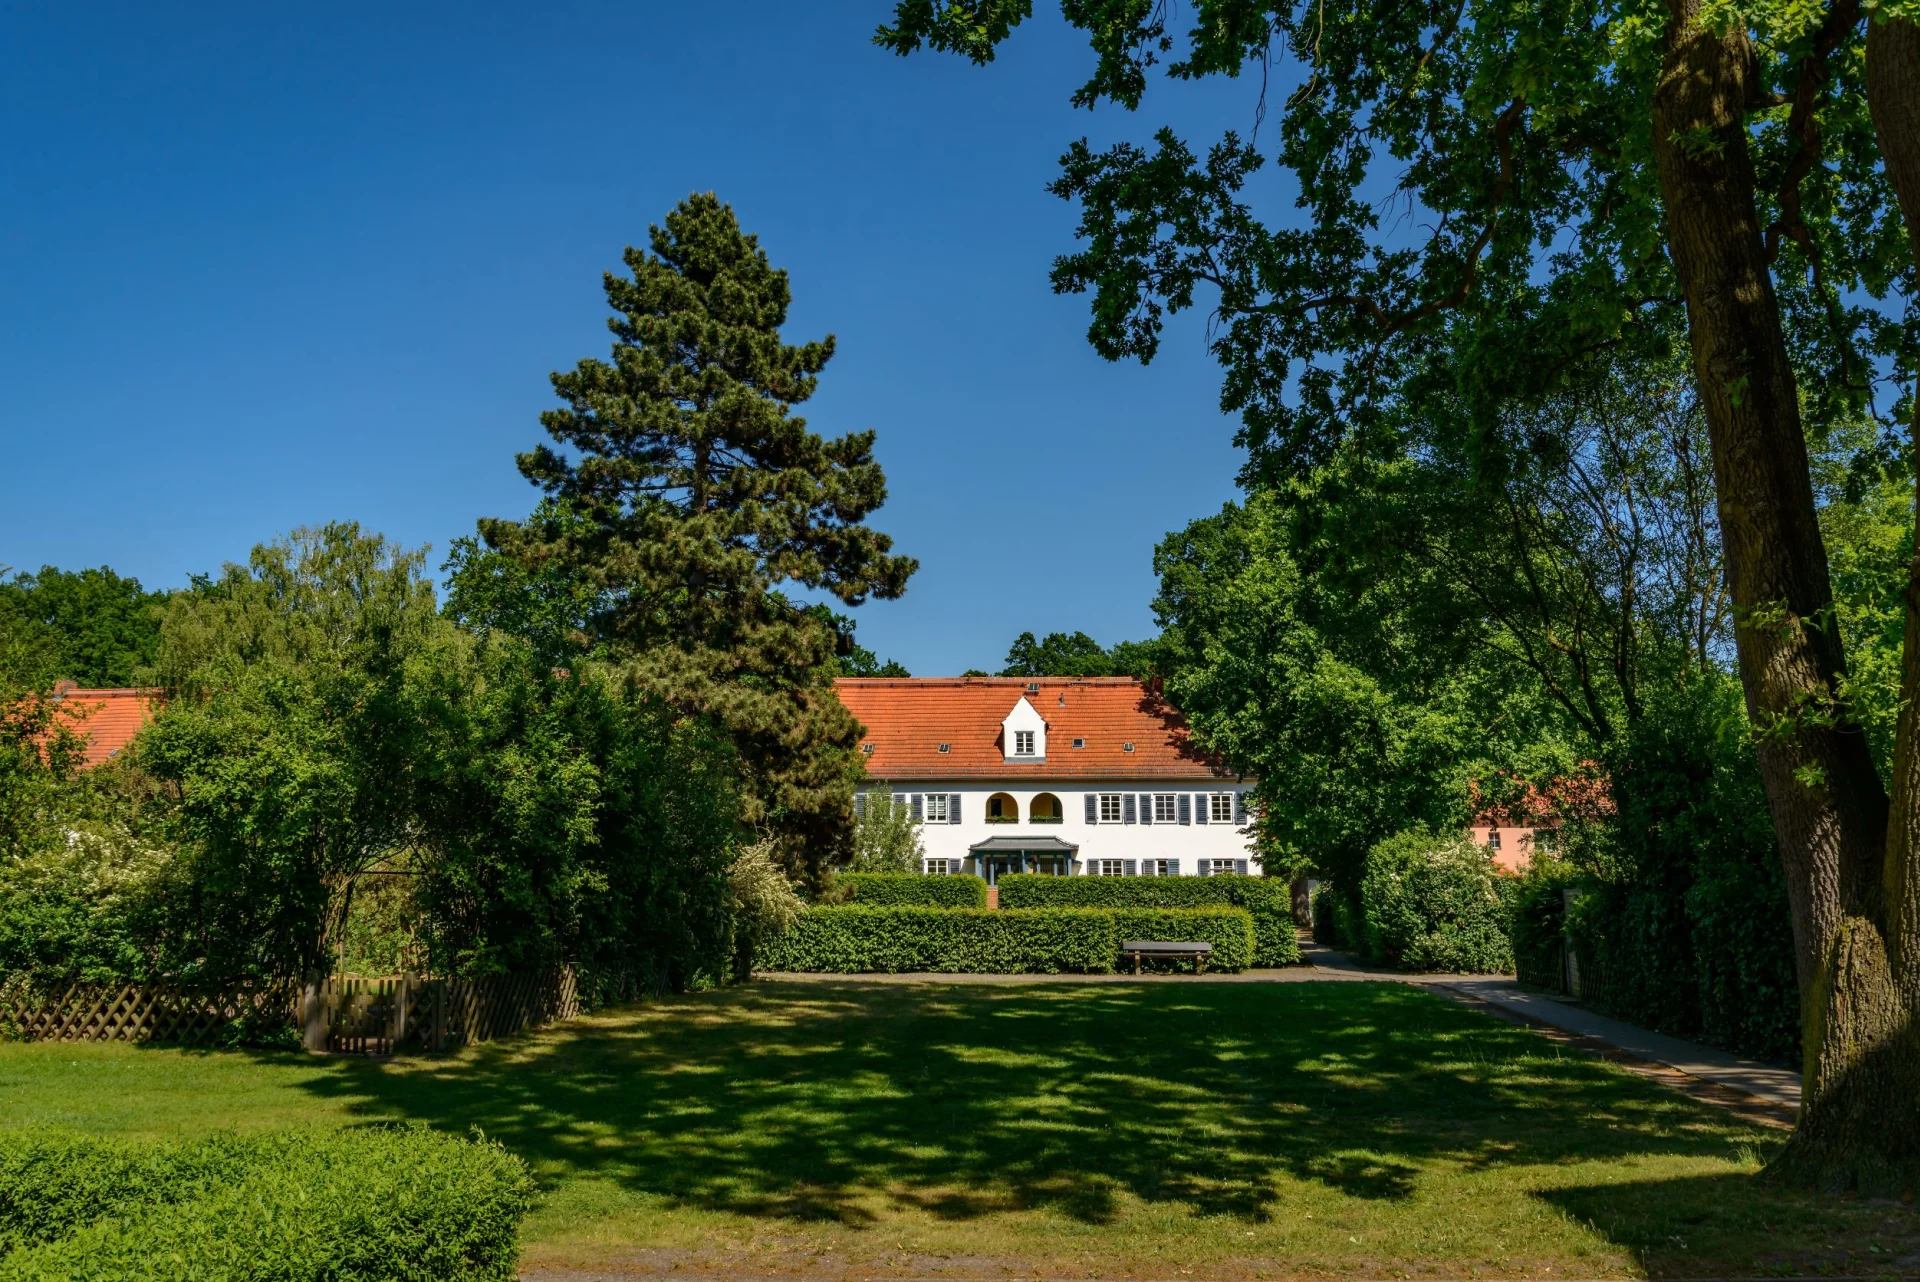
[1487,828,1503,850]
[1209,792,1234,823]
[1098,793,1123,823]
[1152,794,1177,823]
[1014,730,1036,756]
[924,793,950,823]
[1030,792,1063,823]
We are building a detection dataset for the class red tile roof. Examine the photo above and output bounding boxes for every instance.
[47,685,162,766]
[833,677,1233,780]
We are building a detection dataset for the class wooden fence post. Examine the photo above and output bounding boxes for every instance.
[430,979,446,1053]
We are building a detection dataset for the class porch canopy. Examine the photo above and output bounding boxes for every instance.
[966,835,1080,883]
[968,836,1080,856]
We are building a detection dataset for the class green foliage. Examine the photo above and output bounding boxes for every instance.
[1357,830,1516,974]
[1506,858,1582,988]
[998,630,1156,678]
[728,840,807,981]
[1311,883,1361,952]
[808,604,910,677]
[441,499,613,670]
[834,872,987,907]
[0,566,168,688]
[996,874,1300,965]
[0,1127,532,1281]
[0,804,172,986]
[484,193,916,882]
[758,905,1116,973]
[847,793,924,872]
[1563,678,1801,1061]
[1109,908,1255,971]
[758,903,1257,973]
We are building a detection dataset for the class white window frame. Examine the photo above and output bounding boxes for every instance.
[1207,858,1239,875]
[1147,858,1177,876]
[924,793,950,823]
[1152,793,1177,823]
[925,858,952,875]
[1014,729,1036,756]
[1094,859,1125,877]
[1209,792,1235,823]
[1098,793,1123,823]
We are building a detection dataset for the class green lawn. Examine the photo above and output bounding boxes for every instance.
[1,981,1911,1278]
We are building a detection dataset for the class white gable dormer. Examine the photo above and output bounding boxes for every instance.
[1002,696,1047,763]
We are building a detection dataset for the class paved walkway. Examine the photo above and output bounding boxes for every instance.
[759,940,1802,1116]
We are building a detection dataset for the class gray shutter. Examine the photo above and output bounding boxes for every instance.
[1195,793,1209,825]
[1163,857,1179,876]
[949,794,962,824]
[893,792,907,812]
[1123,794,1137,824]
[1196,859,1211,877]
[1178,794,1191,825]
[1123,859,1138,877]
[1085,792,1098,823]
[1234,792,1248,825]
[854,792,867,818]
[1139,793,1153,825]
[910,794,924,820]
[1236,859,1250,876]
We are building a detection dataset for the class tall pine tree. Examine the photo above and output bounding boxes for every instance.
[484,194,915,881]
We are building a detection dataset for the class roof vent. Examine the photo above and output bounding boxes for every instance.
[1122,742,1136,753]
[861,743,874,754]
[937,743,950,753]
[1072,738,1086,749]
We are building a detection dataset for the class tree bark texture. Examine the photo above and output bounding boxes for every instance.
[1651,0,1918,1189]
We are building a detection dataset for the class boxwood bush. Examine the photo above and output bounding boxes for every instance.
[1358,830,1515,973]
[0,1126,532,1281]
[757,905,1259,973]
[832,872,988,908]
[997,874,1300,966]
[1111,908,1255,971]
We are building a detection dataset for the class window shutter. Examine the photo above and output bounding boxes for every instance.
[1195,794,1209,825]
[1178,794,1191,825]
[893,793,907,812]
[910,794,924,820]
[1139,793,1153,825]
[1123,859,1138,877]
[1196,859,1211,877]
[1163,857,1179,876]
[1123,794,1137,824]
[949,794,962,824]
[1236,859,1250,876]
[854,792,867,818]
[1085,792,1098,823]
[1234,792,1248,825]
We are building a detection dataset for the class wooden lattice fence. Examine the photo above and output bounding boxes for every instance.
[2,969,585,1055]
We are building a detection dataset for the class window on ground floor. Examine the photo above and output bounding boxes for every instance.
[1203,858,1244,875]
[1094,859,1125,877]
[1143,858,1177,876]
[924,858,953,875]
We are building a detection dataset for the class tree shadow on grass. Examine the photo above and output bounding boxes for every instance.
[279,981,1769,1229]
[1538,1170,1920,1277]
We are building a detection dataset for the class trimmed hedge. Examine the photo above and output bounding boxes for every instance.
[757,904,1258,973]
[997,874,1300,966]
[759,906,1114,973]
[833,872,988,908]
[0,1126,532,1280]
[1111,908,1254,971]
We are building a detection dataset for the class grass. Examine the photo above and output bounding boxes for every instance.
[1,980,1913,1279]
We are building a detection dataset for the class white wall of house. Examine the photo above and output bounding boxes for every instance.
[861,781,1259,877]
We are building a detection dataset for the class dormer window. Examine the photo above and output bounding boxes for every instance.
[1026,682,1040,694]
[1001,695,1047,762]
[1014,730,1035,756]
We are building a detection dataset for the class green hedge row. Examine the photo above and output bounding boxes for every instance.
[832,872,988,908]
[0,1126,532,1281]
[997,874,1300,966]
[756,905,1255,973]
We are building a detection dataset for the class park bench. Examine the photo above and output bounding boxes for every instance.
[1120,940,1214,975]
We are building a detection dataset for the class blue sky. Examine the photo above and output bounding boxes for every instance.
[1,2,1274,676]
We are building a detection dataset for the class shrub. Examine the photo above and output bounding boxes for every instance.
[1311,883,1362,952]
[0,1126,532,1281]
[757,904,1258,973]
[1506,857,1581,988]
[1111,908,1255,971]
[1358,830,1514,973]
[759,905,1114,973]
[833,872,988,908]
[997,874,1300,965]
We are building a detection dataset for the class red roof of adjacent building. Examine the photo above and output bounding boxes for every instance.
[833,676,1232,780]
[46,685,161,766]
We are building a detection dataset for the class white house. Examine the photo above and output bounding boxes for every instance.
[836,676,1258,882]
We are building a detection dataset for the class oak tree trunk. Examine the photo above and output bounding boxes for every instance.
[1651,0,1920,1190]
